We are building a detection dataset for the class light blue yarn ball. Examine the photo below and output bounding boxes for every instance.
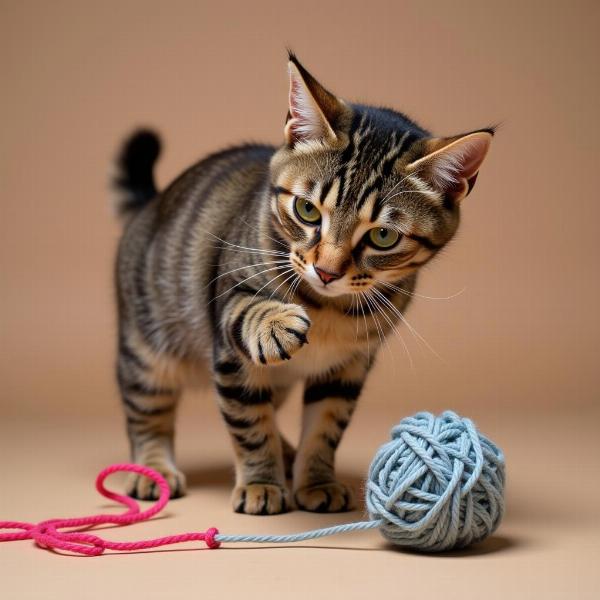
[366,411,505,552]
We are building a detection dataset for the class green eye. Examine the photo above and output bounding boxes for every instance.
[294,197,321,225]
[368,228,400,249]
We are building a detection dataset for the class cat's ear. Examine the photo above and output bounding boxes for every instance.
[406,130,493,203]
[284,53,345,147]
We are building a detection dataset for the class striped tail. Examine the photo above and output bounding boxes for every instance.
[113,129,161,218]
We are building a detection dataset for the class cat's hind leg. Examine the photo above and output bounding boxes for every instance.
[117,335,186,500]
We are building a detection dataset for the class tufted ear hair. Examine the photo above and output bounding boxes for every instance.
[406,130,493,203]
[284,52,345,147]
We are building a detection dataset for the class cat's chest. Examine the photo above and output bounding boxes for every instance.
[267,308,363,384]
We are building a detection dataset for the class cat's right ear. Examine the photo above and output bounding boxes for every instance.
[284,53,345,147]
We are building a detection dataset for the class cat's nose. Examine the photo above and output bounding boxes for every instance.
[314,265,343,285]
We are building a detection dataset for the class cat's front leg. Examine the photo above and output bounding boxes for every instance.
[214,292,310,514]
[213,356,290,514]
[293,353,370,512]
[214,294,310,514]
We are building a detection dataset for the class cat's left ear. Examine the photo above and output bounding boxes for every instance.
[284,53,345,147]
[406,130,493,203]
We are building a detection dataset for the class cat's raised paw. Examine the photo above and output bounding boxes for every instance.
[233,483,291,515]
[252,303,310,365]
[295,482,356,513]
[125,464,186,500]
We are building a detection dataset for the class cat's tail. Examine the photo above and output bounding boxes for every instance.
[113,129,161,218]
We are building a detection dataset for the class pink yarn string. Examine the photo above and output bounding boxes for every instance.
[0,464,220,556]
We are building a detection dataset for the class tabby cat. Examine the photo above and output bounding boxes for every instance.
[113,53,493,514]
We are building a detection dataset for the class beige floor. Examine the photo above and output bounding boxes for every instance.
[1,398,599,600]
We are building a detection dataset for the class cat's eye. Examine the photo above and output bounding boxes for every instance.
[367,228,400,250]
[294,197,321,225]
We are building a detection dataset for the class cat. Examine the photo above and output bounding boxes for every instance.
[113,52,493,514]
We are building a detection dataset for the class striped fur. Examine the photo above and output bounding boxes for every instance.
[113,53,493,513]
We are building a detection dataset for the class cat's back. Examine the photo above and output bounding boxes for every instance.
[118,142,276,280]
[156,143,276,224]
[118,142,275,265]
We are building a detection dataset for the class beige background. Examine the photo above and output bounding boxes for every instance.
[1,1,599,599]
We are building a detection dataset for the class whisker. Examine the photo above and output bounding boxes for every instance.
[200,227,288,256]
[370,287,444,364]
[282,273,301,304]
[372,290,424,365]
[379,170,414,203]
[250,267,296,302]
[205,260,290,287]
[288,273,303,302]
[376,279,466,301]
[360,293,380,344]
[384,188,438,202]
[379,166,423,203]
[268,270,300,302]
[352,295,359,342]
[240,218,290,250]
[360,292,386,353]
[367,289,414,369]
[356,293,370,364]
[371,287,419,341]
[344,294,355,317]
[361,291,393,361]
[202,227,288,254]
[281,275,294,303]
[210,244,288,257]
[208,265,290,304]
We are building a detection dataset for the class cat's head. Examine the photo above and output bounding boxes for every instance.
[270,53,493,299]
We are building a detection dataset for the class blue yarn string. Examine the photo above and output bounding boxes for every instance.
[215,520,381,544]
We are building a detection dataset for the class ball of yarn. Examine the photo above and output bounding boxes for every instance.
[366,411,505,552]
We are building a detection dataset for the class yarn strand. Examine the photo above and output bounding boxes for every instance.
[216,520,381,544]
[0,464,221,556]
[0,412,505,556]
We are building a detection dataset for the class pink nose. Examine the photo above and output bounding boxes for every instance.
[314,266,343,285]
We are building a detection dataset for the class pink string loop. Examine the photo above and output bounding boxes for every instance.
[0,463,220,556]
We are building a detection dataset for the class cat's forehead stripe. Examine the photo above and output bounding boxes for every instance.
[321,178,340,209]
[318,179,334,204]
[334,113,367,207]
[357,190,378,223]
[333,119,415,215]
